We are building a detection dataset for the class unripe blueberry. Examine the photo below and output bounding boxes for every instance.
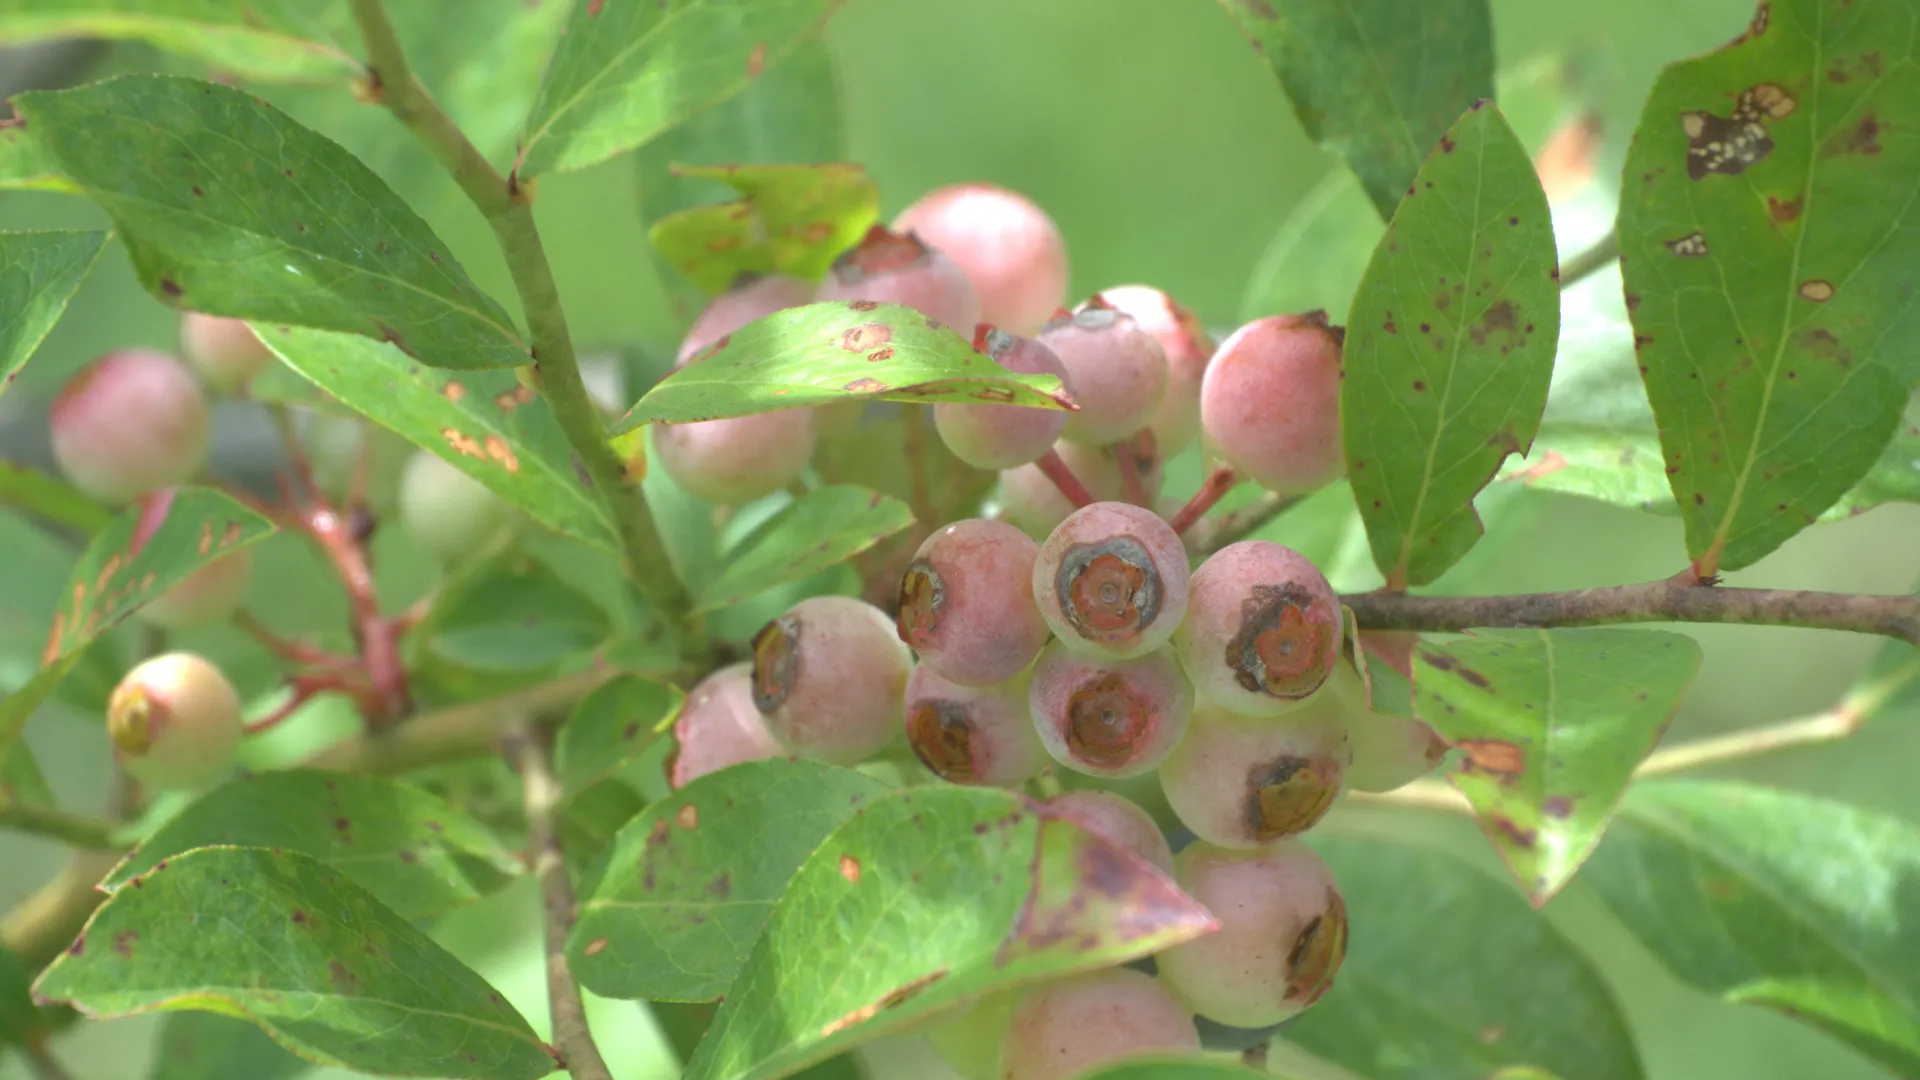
[138,549,253,630]
[816,225,982,332]
[1200,313,1344,496]
[1001,968,1201,1080]
[1327,661,1447,793]
[1155,841,1348,1028]
[107,652,242,791]
[1037,301,1168,446]
[651,409,817,506]
[1096,286,1215,455]
[932,327,1073,470]
[666,663,786,789]
[897,518,1048,687]
[751,596,912,764]
[677,272,815,365]
[179,311,273,391]
[1175,541,1340,716]
[1028,641,1191,779]
[1158,698,1350,848]
[1045,790,1175,875]
[997,435,1165,539]
[926,991,1015,1080]
[50,350,208,503]
[1034,502,1189,659]
[306,413,408,515]
[903,665,1046,786]
[398,450,514,565]
[891,183,1068,336]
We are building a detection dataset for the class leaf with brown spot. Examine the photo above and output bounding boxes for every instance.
[1620,0,1920,574]
[1415,629,1701,904]
[554,674,683,797]
[650,160,876,297]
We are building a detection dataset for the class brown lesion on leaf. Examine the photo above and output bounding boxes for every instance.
[1730,0,1769,44]
[819,970,951,1037]
[1681,84,1794,179]
[495,384,536,410]
[841,323,893,352]
[843,377,888,393]
[483,435,519,473]
[1542,794,1576,818]
[442,381,466,402]
[443,428,484,459]
[1467,299,1521,348]
[1799,327,1852,366]
[746,42,768,79]
[1666,232,1710,257]
[1766,194,1802,227]
[1488,814,1538,849]
[839,853,862,884]
[675,803,699,830]
[1798,280,1835,302]
[1455,738,1526,782]
[111,929,138,957]
[1822,113,1882,157]
[583,937,609,956]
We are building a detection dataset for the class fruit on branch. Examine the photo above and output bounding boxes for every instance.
[1038,301,1169,446]
[1035,502,1189,659]
[1096,285,1216,454]
[50,349,209,503]
[897,518,1049,686]
[933,328,1073,470]
[1157,698,1349,848]
[398,451,514,565]
[1328,661,1448,793]
[107,651,243,791]
[138,550,254,631]
[677,272,815,365]
[1028,641,1192,778]
[666,662,786,789]
[892,182,1069,336]
[1155,841,1348,1028]
[817,224,982,333]
[903,664,1046,786]
[1001,967,1202,1080]
[1175,540,1339,716]
[1044,789,1176,875]
[179,311,273,391]
[751,595,912,764]
[1200,313,1344,496]
[998,433,1164,538]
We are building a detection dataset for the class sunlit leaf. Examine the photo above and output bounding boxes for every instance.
[650,162,878,296]
[0,230,109,400]
[554,673,683,796]
[697,485,913,612]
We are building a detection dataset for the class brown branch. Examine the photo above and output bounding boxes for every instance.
[503,724,614,1080]
[1343,580,1920,645]
[1185,490,1303,553]
[1168,467,1237,535]
[305,668,612,776]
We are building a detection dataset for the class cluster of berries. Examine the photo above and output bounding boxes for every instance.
[656,184,1449,1079]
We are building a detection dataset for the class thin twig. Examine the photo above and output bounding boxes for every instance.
[1343,580,1920,646]
[1168,467,1237,535]
[22,1042,79,1080]
[234,609,353,667]
[1558,228,1618,290]
[1186,490,1303,553]
[1035,449,1095,509]
[0,802,120,849]
[504,724,614,1080]
[0,850,122,970]
[305,668,613,775]
[348,0,689,618]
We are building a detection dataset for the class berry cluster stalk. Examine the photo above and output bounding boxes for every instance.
[347,0,688,617]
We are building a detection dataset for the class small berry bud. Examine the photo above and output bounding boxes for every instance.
[1038,302,1168,446]
[107,652,243,791]
[398,451,514,564]
[50,350,209,503]
[179,312,274,391]
[1097,285,1216,454]
[1201,313,1344,495]
[817,225,982,332]
[892,183,1069,335]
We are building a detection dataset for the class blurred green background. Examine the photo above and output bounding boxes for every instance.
[4,0,1918,1077]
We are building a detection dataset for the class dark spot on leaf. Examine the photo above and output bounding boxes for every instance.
[709,872,732,899]
[843,377,888,393]
[1824,113,1882,157]
[1767,195,1802,227]
[1682,84,1792,178]
[1454,738,1525,782]
[1411,380,1426,391]
[1439,134,1456,153]
[1665,232,1709,257]
[159,278,183,297]
[1542,795,1575,818]
[1382,312,1397,334]
[1799,280,1834,302]
[1469,300,1518,347]
[1489,815,1538,849]
[841,323,892,351]
[67,936,83,956]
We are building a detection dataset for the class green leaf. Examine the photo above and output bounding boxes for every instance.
[1218,0,1495,221]
[516,0,843,178]
[0,230,110,400]
[696,485,914,612]
[1240,170,1382,324]
[102,770,521,920]
[683,785,1218,1080]
[0,487,276,757]
[569,759,889,1003]
[1414,630,1703,904]
[0,738,52,810]
[554,673,683,796]
[562,778,647,898]
[0,2,356,84]
[34,847,555,1079]
[1619,0,1920,573]
[14,75,526,371]
[635,36,846,320]
[1289,834,1643,1080]
[261,325,617,551]
[0,944,43,1046]
[0,460,113,534]
[650,162,879,296]
[424,551,613,673]
[0,124,74,192]
[151,1011,311,1080]
[1078,1061,1267,1080]
[1342,101,1560,588]
[1585,781,1920,1076]
[616,302,1072,428]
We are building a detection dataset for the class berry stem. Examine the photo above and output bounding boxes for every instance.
[503,723,616,1080]
[347,0,690,620]
[1167,467,1237,534]
[1035,448,1096,509]
[1343,579,1920,645]
[235,609,353,668]
[1115,439,1147,507]
[0,801,119,850]
[1187,490,1303,553]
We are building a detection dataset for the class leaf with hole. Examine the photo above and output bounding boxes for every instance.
[616,302,1071,428]
[697,485,913,612]
[1585,781,1920,1077]
[0,230,109,401]
[650,162,878,296]
[683,784,1217,1080]
[14,75,526,370]
[1342,101,1560,588]
[1415,629,1703,903]
[102,770,521,920]
[33,847,556,1079]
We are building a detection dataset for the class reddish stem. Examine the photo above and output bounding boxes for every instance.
[1168,467,1237,534]
[234,610,353,668]
[1115,440,1147,507]
[300,504,409,725]
[1035,449,1096,510]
